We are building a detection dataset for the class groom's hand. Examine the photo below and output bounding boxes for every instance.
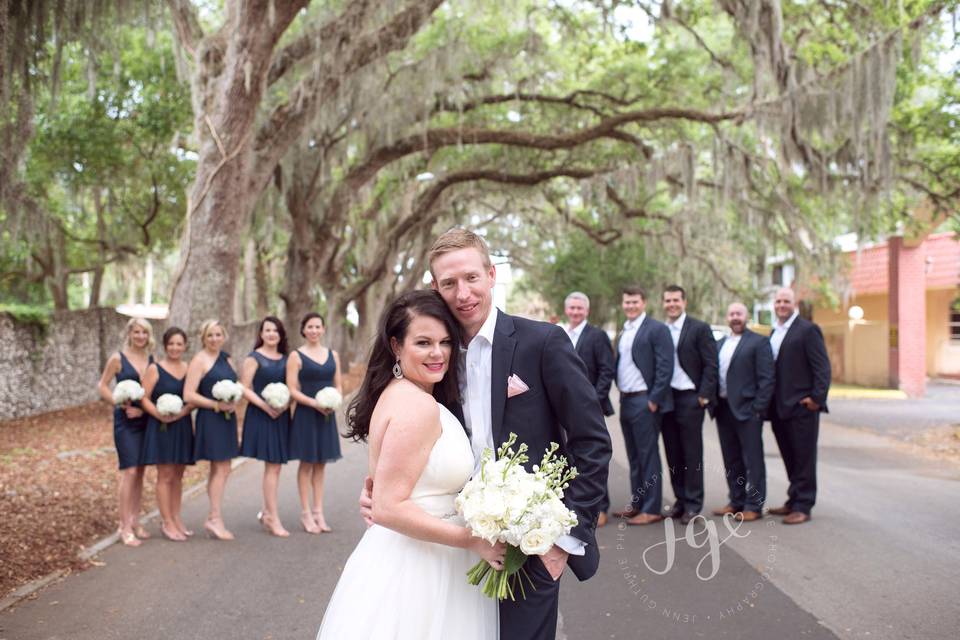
[359,476,375,527]
[539,545,569,581]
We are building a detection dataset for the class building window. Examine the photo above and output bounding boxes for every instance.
[951,298,960,343]
[772,265,784,286]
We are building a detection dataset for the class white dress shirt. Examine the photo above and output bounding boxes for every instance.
[616,314,648,392]
[718,333,742,398]
[460,306,585,556]
[667,313,696,391]
[770,310,799,360]
[460,306,498,469]
[565,321,586,348]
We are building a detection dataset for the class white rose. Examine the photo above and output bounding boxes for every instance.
[520,528,554,556]
[469,516,501,544]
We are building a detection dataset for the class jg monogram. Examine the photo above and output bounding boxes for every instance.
[641,514,751,581]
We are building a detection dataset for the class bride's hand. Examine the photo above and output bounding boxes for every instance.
[471,538,507,570]
[358,476,374,527]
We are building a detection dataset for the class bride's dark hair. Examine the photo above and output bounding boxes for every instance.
[345,289,462,442]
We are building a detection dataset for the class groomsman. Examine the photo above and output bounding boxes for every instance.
[563,292,615,526]
[768,287,831,525]
[710,302,774,521]
[660,285,718,524]
[612,285,674,525]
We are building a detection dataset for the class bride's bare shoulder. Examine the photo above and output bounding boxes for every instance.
[370,381,439,437]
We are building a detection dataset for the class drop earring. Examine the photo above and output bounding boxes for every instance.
[392,358,403,379]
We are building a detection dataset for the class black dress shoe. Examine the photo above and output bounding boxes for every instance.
[666,504,684,519]
[680,512,699,525]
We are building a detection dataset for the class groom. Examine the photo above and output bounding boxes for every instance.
[428,229,612,640]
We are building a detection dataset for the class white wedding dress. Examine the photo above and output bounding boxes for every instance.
[317,403,498,640]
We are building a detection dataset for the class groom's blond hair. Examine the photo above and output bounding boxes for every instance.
[428,228,492,276]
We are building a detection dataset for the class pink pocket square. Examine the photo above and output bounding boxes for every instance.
[507,374,530,398]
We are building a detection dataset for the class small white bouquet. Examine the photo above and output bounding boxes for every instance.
[261,382,290,410]
[156,394,183,416]
[112,380,145,405]
[456,433,579,601]
[156,394,184,431]
[314,387,342,411]
[211,379,244,418]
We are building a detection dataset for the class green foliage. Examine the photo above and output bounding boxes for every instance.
[2,25,193,308]
[517,232,656,328]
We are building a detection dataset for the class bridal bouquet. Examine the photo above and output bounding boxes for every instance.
[156,394,184,431]
[112,380,145,405]
[314,387,342,411]
[456,433,579,600]
[211,380,244,418]
[261,382,290,410]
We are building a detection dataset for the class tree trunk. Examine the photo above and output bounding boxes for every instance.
[324,292,353,371]
[166,0,306,332]
[280,175,319,331]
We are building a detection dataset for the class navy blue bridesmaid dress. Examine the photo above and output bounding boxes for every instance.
[239,352,290,463]
[289,349,342,463]
[142,363,195,466]
[193,351,240,462]
[113,352,152,470]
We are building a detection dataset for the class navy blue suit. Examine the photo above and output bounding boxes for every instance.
[614,315,674,515]
[452,311,612,640]
[712,329,774,512]
[770,316,831,515]
[662,315,718,515]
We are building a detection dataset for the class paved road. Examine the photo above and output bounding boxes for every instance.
[827,381,960,436]
[2,404,959,640]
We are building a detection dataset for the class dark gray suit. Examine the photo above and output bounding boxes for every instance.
[614,315,674,515]
[712,329,774,512]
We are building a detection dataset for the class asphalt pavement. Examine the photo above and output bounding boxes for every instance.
[2,399,959,640]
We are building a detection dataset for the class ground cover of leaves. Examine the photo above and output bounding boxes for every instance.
[0,368,365,599]
[0,402,207,598]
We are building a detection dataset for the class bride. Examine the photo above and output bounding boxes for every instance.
[317,290,503,640]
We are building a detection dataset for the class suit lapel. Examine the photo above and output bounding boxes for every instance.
[575,324,587,357]
[491,312,517,447]
[677,317,691,351]
[776,318,801,366]
[729,330,748,366]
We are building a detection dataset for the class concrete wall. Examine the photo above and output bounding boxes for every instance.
[0,309,258,421]
[813,289,960,385]
[814,294,890,387]
[927,288,960,377]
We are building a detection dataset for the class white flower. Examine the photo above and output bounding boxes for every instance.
[112,380,145,405]
[212,379,244,403]
[156,394,183,416]
[469,516,501,544]
[520,528,554,556]
[315,387,342,410]
[261,382,290,409]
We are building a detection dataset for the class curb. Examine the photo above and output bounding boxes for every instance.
[0,457,251,613]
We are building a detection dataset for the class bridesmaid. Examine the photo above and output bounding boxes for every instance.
[184,319,239,540]
[141,327,195,542]
[286,313,343,534]
[239,316,292,537]
[96,317,155,547]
